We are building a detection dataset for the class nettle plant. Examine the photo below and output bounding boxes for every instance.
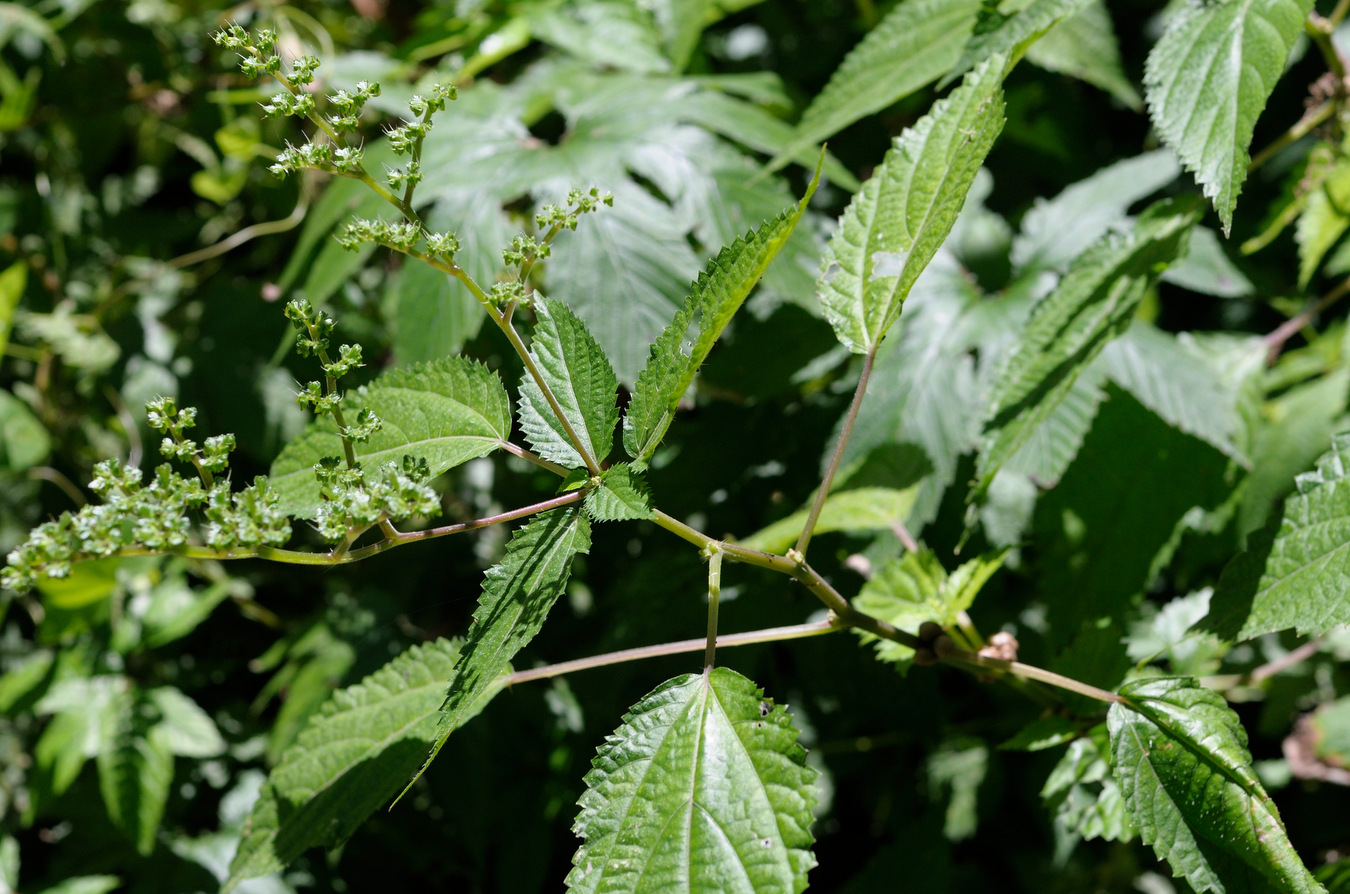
[10,1,1350,891]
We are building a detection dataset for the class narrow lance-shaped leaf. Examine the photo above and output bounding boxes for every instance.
[224,639,501,891]
[96,686,174,856]
[1210,433,1350,641]
[1109,676,1324,894]
[1144,0,1314,234]
[971,195,1202,501]
[270,357,513,516]
[765,0,982,175]
[406,507,590,793]
[943,0,1093,88]
[567,668,817,894]
[818,55,1006,355]
[518,295,620,469]
[623,160,822,466]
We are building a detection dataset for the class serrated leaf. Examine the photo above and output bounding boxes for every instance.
[944,0,1093,88]
[819,56,1006,354]
[518,296,620,469]
[1041,724,1134,864]
[224,638,499,891]
[567,668,816,894]
[737,486,920,554]
[96,687,174,856]
[1143,0,1313,234]
[1212,434,1350,641]
[269,356,512,516]
[1000,361,1107,487]
[623,167,820,465]
[765,0,982,176]
[1099,323,1247,462]
[852,548,1006,668]
[585,463,653,522]
[1024,0,1140,108]
[972,196,1202,500]
[1109,676,1324,894]
[411,507,590,790]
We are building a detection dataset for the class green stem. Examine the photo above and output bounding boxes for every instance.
[1307,13,1348,83]
[704,546,723,670]
[942,649,1124,704]
[795,347,876,558]
[503,619,841,685]
[1248,101,1335,174]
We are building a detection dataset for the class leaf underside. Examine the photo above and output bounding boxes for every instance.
[818,55,1006,355]
[567,668,817,894]
[1109,676,1324,894]
[1143,0,1313,233]
[269,357,512,516]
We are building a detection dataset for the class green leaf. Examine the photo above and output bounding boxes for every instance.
[737,486,920,554]
[1041,724,1133,864]
[0,389,50,471]
[945,0,1093,88]
[1024,0,1140,109]
[567,668,816,894]
[999,361,1106,488]
[585,463,653,522]
[852,548,1007,668]
[526,0,671,75]
[518,296,620,469]
[1297,158,1350,288]
[0,260,25,360]
[623,169,819,465]
[410,507,590,791]
[224,638,500,891]
[148,687,225,759]
[1143,0,1313,234]
[1162,225,1255,297]
[818,56,1006,354]
[926,737,988,841]
[1212,433,1350,641]
[972,196,1202,500]
[1109,676,1324,894]
[33,878,121,894]
[269,356,512,516]
[765,0,982,176]
[96,686,174,856]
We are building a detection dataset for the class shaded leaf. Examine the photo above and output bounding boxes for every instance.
[1041,724,1134,864]
[567,668,816,894]
[766,0,982,175]
[819,57,1006,354]
[97,686,174,856]
[737,486,920,554]
[1025,0,1141,108]
[1109,676,1323,893]
[518,296,620,469]
[269,357,512,516]
[1143,0,1313,233]
[1297,157,1350,288]
[945,0,1093,88]
[224,639,499,891]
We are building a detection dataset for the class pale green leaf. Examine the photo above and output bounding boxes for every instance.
[412,508,590,789]
[1143,0,1313,233]
[624,170,818,464]
[1212,433,1350,641]
[518,296,620,469]
[269,356,512,516]
[972,196,1202,500]
[1162,225,1255,297]
[926,737,988,841]
[945,0,1093,88]
[737,486,919,554]
[0,389,50,471]
[0,260,24,360]
[585,463,653,522]
[1024,0,1141,108]
[766,0,982,176]
[567,668,816,894]
[1098,323,1247,462]
[526,0,671,75]
[819,57,1006,354]
[224,639,498,891]
[96,687,174,855]
[1109,676,1324,893]
[1297,158,1350,288]
[1011,149,1181,274]
[852,548,1006,668]
[1041,725,1134,864]
[148,687,225,759]
[33,878,121,894]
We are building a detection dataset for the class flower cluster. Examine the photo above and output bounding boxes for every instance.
[147,397,235,476]
[335,217,422,252]
[537,187,614,232]
[312,456,438,543]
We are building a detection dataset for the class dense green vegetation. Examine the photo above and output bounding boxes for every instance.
[4,0,1350,891]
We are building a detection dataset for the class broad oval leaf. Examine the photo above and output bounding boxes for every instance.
[567,667,817,894]
[971,196,1202,501]
[623,165,820,466]
[409,506,591,789]
[818,56,1006,355]
[1211,433,1350,641]
[518,295,620,469]
[765,0,982,176]
[269,357,512,516]
[224,638,502,891]
[1143,0,1313,234]
[1109,676,1324,894]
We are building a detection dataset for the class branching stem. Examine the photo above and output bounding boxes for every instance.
[704,546,723,670]
[942,649,1125,704]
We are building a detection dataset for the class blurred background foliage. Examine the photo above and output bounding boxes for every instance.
[1,0,1350,891]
